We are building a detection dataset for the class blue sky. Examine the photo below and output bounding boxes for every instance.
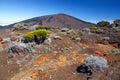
[0,0,120,25]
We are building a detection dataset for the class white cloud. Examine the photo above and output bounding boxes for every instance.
[0,21,14,26]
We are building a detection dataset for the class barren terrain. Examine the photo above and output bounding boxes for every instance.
[0,29,120,80]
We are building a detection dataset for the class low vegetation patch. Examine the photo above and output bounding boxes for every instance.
[89,26,99,31]
[36,25,51,30]
[36,25,60,30]
[22,30,49,42]
[102,27,109,31]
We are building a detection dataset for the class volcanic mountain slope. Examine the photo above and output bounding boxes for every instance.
[0,25,4,29]
[4,13,95,29]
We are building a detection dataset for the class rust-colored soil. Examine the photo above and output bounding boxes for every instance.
[0,29,120,80]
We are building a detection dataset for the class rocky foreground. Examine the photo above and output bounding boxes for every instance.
[0,29,120,80]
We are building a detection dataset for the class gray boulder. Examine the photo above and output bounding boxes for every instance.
[54,36,62,40]
[84,55,108,72]
[102,37,110,41]
[44,38,51,45]
[61,28,69,32]
[72,37,81,42]
[7,42,34,57]
[75,38,81,41]
[82,28,90,32]
[2,38,11,42]
[112,27,120,31]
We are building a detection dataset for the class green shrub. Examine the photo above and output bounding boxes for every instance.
[89,26,99,31]
[112,49,120,54]
[114,19,120,24]
[102,27,109,31]
[114,19,120,27]
[71,33,80,38]
[36,25,60,30]
[36,25,51,30]
[97,21,110,27]
[22,30,49,41]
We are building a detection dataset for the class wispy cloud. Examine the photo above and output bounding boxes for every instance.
[0,21,14,26]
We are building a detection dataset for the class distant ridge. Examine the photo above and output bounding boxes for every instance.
[0,25,4,29]
[3,13,95,29]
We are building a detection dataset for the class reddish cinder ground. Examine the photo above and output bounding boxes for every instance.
[0,29,120,80]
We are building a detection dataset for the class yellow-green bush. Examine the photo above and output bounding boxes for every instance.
[36,25,51,30]
[102,27,109,31]
[89,26,99,31]
[36,25,60,30]
[97,21,110,27]
[71,33,80,38]
[22,30,49,41]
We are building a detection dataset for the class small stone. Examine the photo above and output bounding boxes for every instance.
[72,72,76,75]
[54,36,62,40]
[82,47,86,49]
[39,68,44,72]
[50,75,52,79]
